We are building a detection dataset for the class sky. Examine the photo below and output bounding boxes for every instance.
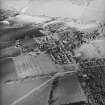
[1,0,105,22]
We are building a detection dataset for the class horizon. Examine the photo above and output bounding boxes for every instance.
[1,0,105,23]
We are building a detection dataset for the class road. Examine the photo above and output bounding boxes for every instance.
[0,72,87,105]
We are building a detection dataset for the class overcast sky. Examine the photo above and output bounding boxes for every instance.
[1,0,105,22]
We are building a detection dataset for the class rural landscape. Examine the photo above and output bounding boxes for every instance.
[0,0,105,105]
